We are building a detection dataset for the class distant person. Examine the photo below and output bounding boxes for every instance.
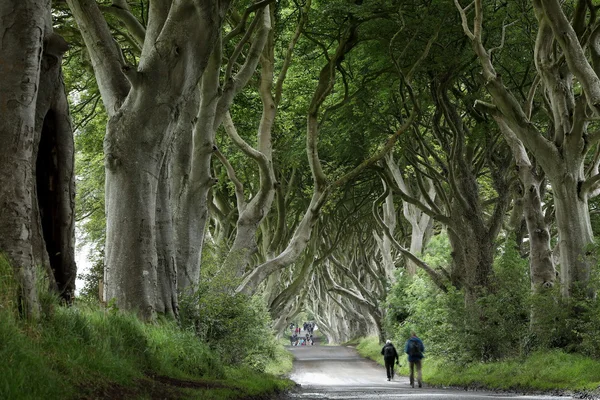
[381,340,400,381]
[405,332,425,388]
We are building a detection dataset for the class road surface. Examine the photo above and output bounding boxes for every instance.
[285,339,574,400]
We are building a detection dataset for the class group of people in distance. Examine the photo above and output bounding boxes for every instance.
[289,322,316,346]
[381,332,425,388]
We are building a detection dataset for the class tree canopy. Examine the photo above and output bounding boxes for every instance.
[1,0,600,357]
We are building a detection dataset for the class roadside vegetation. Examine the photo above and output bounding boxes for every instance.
[0,256,294,400]
[356,234,600,394]
[358,337,600,392]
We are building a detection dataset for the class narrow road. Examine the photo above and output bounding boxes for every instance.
[285,336,573,400]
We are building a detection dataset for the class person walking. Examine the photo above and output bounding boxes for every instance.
[381,340,400,381]
[404,332,425,388]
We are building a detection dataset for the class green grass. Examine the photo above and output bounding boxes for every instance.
[0,303,294,399]
[264,342,294,376]
[356,336,600,391]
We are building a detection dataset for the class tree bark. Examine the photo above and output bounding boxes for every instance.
[34,33,77,302]
[0,0,48,318]
[454,0,596,297]
[496,118,555,292]
[0,0,76,315]
[386,153,436,276]
[69,0,231,316]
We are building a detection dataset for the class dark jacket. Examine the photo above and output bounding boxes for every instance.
[404,337,425,362]
[381,343,399,362]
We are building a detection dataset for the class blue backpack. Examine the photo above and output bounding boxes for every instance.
[408,340,421,357]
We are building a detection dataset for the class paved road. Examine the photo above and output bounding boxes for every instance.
[285,336,573,400]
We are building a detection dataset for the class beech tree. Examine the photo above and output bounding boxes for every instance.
[0,0,77,317]
[67,0,232,317]
[454,0,600,298]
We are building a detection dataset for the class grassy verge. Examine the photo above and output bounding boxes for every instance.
[0,304,294,400]
[265,342,294,376]
[356,336,600,392]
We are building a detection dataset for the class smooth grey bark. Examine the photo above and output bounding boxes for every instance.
[496,118,555,292]
[175,47,220,292]
[385,154,436,276]
[156,152,178,317]
[170,90,200,292]
[0,0,47,318]
[0,0,76,315]
[175,8,270,290]
[220,110,275,277]
[372,187,397,282]
[68,0,231,317]
[454,0,597,297]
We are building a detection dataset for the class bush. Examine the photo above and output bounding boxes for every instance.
[386,235,532,362]
[180,279,282,372]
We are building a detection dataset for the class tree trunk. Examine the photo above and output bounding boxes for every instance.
[498,119,556,292]
[156,152,178,317]
[170,90,200,292]
[0,1,76,314]
[0,0,47,318]
[35,33,77,302]
[69,0,231,316]
[104,125,163,317]
[454,0,596,298]
[553,172,594,297]
[386,154,436,276]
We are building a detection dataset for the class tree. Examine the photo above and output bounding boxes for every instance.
[0,0,77,317]
[67,0,232,317]
[454,0,600,298]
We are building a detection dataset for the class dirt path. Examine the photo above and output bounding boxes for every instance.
[284,334,574,400]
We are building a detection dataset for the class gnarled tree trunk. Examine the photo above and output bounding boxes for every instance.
[68,0,231,317]
[0,1,76,316]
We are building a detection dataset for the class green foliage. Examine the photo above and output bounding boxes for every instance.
[386,234,534,362]
[178,251,287,373]
[180,282,283,372]
[0,254,19,317]
[529,285,600,357]
[0,300,294,399]
[357,336,600,391]
[385,231,600,370]
[76,248,104,301]
[424,350,600,391]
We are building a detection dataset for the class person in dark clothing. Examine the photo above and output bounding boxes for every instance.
[381,340,400,381]
[404,332,425,388]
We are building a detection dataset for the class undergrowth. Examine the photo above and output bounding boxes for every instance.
[357,336,600,392]
[0,304,294,399]
[0,254,294,399]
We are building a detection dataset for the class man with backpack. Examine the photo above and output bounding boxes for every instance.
[380,340,400,381]
[405,332,425,388]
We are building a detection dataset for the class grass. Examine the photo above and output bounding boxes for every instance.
[264,342,294,376]
[356,336,600,392]
[0,303,294,399]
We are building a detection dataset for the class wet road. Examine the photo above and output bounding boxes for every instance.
[286,341,573,400]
